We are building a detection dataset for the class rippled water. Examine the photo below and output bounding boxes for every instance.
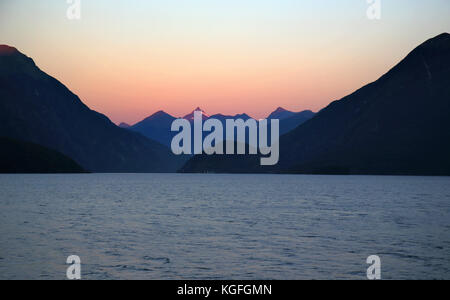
[0,174,449,280]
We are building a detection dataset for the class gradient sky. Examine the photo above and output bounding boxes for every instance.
[1,0,449,124]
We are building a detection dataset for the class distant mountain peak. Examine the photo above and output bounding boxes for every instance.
[268,107,296,120]
[151,110,172,118]
[184,107,210,120]
[138,110,175,124]
[274,107,288,113]
[234,113,251,119]
[118,122,131,128]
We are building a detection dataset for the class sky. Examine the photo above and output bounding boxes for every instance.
[1,0,449,124]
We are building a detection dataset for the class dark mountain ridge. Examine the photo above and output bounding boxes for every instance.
[0,45,184,172]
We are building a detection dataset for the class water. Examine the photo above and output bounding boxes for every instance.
[0,174,449,280]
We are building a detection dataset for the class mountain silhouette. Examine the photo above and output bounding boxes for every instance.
[0,45,185,172]
[180,33,450,175]
[129,109,253,148]
[0,137,85,173]
[268,107,296,120]
[130,110,177,147]
[129,108,314,147]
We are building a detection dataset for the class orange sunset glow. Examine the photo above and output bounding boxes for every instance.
[1,0,449,124]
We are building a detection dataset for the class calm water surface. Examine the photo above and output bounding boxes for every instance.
[0,174,449,279]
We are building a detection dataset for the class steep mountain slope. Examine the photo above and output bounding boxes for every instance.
[0,45,184,172]
[279,32,450,175]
